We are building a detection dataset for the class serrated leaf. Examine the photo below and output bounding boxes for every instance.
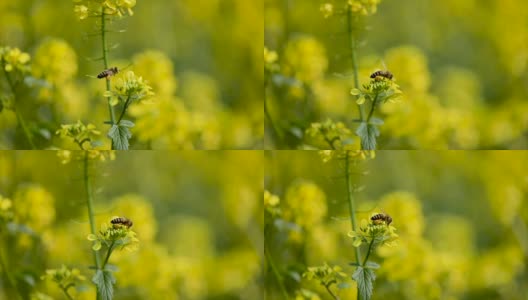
[118,120,135,128]
[355,122,379,150]
[352,266,376,300]
[92,270,116,300]
[108,124,132,150]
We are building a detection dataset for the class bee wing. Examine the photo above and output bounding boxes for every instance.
[85,75,98,79]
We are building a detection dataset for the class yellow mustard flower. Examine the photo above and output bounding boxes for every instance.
[33,39,78,85]
[0,46,31,73]
[14,185,55,232]
[284,181,327,228]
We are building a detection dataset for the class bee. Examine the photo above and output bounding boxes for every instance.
[110,217,133,228]
[97,67,119,79]
[370,70,393,80]
[371,213,392,225]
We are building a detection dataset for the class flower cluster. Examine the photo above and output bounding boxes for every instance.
[0,195,14,223]
[56,120,102,149]
[320,3,334,18]
[264,190,281,217]
[0,46,31,73]
[303,263,348,288]
[348,214,398,248]
[318,149,375,163]
[73,0,137,20]
[348,0,382,16]
[351,76,402,106]
[264,47,279,74]
[107,71,154,106]
[32,39,77,85]
[87,220,139,252]
[305,119,354,149]
[56,150,116,164]
[41,265,86,292]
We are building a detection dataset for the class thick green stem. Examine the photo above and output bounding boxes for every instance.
[84,152,101,270]
[101,9,116,150]
[347,7,365,121]
[345,152,362,300]
[264,243,289,299]
[345,152,361,264]
[1,64,36,149]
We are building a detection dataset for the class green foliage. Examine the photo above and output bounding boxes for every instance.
[107,123,132,150]
[352,266,375,300]
[92,270,116,300]
[355,122,379,150]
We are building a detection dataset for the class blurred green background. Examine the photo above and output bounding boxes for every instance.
[265,0,528,149]
[265,150,528,299]
[0,150,263,299]
[0,0,263,149]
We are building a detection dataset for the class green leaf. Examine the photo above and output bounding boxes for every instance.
[368,117,384,126]
[355,122,379,150]
[118,120,135,128]
[108,124,132,150]
[92,270,116,300]
[352,266,376,300]
[365,261,380,269]
[350,88,361,95]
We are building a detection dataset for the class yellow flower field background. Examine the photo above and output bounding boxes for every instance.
[0,151,263,299]
[265,0,528,149]
[265,151,528,299]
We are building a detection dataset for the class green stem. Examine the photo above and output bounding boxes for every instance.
[347,7,365,121]
[264,75,284,145]
[84,152,101,270]
[324,283,340,300]
[0,240,23,300]
[264,244,289,300]
[362,238,375,266]
[101,8,116,149]
[60,285,75,300]
[345,152,361,264]
[102,241,115,269]
[366,93,379,123]
[1,62,36,149]
[116,94,132,124]
[345,152,362,300]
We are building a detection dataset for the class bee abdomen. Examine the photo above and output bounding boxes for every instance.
[97,67,118,79]
[370,70,393,80]
[111,217,133,228]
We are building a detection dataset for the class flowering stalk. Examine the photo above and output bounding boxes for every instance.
[345,151,361,265]
[1,60,35,149]
[84,152,102,270]
[101,9,116,147]
[346,8,365,121]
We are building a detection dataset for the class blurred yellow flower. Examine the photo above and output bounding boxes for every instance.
[283,36,328,83]
[0,46,31,73]
[132,50,177,97]
[14,185,55,232]
[284,181,327,228]
[33,39,78,85]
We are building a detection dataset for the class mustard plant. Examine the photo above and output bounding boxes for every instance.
[40,265,86,300]
[72,0,154,150]
[308,1,403,150]
[0,47,35,149]
[320,150,397,300]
